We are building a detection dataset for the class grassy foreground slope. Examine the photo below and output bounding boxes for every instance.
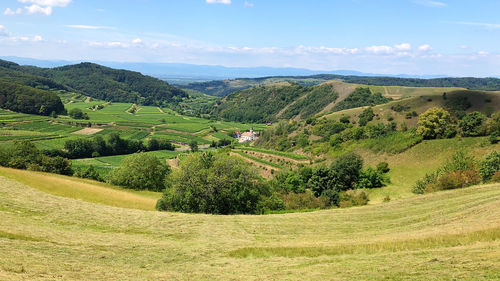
[0,174,499,280]
[0,167,159,210]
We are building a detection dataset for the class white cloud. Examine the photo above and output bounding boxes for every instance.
[66,25,114,30]
[478,51,489,55]
[0,25,9,37]
[460,45,468,49]
[244,1,254,7]
[418,44,432,52]
[206,0,231,4]
[17,0,71,7]
[132,38,142,44]
[6,0,72,16]
[414,0,447,7]
[25,4,52,15]
[4,8,23,15]
[395,43,411,51]
[365,45,394,54]
[33,35,43,41]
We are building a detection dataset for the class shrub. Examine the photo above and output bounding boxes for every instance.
[356,168,387,189]
[376,162,390,173]
[442,151,477,173]
[431,170,480,191]
[412,172,438,194]
[338,189,369,208]
[109,153,170,191]
[479,151,500,182]
[279,189,329,210]
[74,165,102,181]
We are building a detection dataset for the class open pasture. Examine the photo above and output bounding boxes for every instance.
[0,172,498,280]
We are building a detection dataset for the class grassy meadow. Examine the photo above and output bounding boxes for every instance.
[0,172,499,280]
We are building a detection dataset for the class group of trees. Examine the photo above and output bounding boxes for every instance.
[0,81,65,116]
[333,87,391,112]
[0,141,72,175]
[413,150,500,194]
[416,107,500,141]
[156,152,282,214]
[55,133,174,159]
[275,153,389,207]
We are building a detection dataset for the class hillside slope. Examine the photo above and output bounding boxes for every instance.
[214,83,340,122]
[181,74,500,97]
[0,173,498,280]
[26,62,188,106]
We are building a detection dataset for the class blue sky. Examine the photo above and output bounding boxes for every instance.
[0,0,499,76]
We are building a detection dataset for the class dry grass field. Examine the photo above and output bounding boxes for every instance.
[0,171,499,280]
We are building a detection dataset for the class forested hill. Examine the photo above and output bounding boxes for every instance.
[0,59,70,92]
[25,62,188,106]
[213,83,340,123]
[181,75,500,97]
[213,82,395,123]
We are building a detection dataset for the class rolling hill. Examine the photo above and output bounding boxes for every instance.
[181,74,500,97]
[0,59,188,107]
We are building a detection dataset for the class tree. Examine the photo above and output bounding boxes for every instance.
[416,107,454,139]
[68,108,89,120]
[308,153,364,206]
[109,153,170,191]
[459,112,486,137]
[189,140,198,152]
[479,151,500,182]
[157,152,278,214]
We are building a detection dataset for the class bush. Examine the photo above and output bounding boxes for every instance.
[109,153,170,191]
[0,141,73,176]
[338,189,369,208]
[431,170,480,191]
[412,172,438,194]
[279,189,329,210]
[376,162,390,173]
[356,167,387,189]
[74,165,102,181]
[157,152,279,214]
[479,151,500,182]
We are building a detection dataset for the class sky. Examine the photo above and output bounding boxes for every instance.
[0,0,499,77]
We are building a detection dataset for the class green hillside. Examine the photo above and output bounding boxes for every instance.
[25,62,188,106]
[0,172,498,280]
[214,82,340,122]
[181,74,500,97]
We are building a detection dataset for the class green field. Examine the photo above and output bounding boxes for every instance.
[0,171,498,280]
[0,97,266,150]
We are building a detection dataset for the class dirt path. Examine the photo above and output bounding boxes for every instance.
[157,107,165,113]
[84,97,91,103]
[318,81,358,114]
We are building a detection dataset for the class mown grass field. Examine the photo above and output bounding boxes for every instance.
[0,171,498,280]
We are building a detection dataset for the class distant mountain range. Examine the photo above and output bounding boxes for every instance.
[1,56,452,83]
